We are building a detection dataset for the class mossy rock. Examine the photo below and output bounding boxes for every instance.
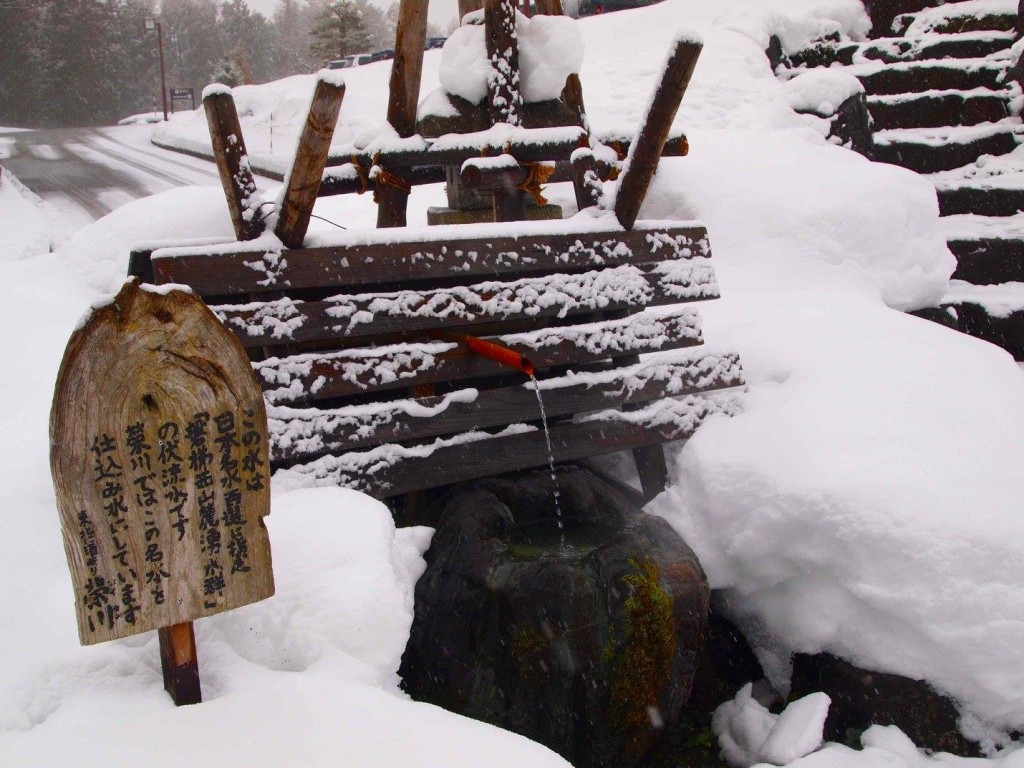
[399,467,710,768]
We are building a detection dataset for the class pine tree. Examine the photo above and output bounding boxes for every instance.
[308,0,371,65]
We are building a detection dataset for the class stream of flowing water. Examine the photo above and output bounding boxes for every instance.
[530,374,564,541]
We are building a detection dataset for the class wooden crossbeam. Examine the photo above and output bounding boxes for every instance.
[255,310,704,405]
[276,394,738,499]
[146,223,710,297]
[268,351,743,461]
[211,261,719,350]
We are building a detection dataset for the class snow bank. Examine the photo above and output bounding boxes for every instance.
[781,69,865,115]
[714,683,830,766]
[0,166,62,260]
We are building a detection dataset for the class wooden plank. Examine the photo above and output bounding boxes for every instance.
[204,89,264,241]
[615,37,702,231]
[486,0,524,126]
[278,394,739,499]
[255,309,704,405]
[378,0,430,228]
[269,351,743,461]
[316,133,688,196]
[211,260,720,350]
[50,280,275,646]
[149,223,711,297]
[275,74,346,249]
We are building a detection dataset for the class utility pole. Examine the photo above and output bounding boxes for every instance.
[146,17,169,121]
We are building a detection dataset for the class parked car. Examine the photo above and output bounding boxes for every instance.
[426,37,447,50]
[370,49,394,62]
[326,59,351,69]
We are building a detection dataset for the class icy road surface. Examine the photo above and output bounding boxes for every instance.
[0,124,275,234]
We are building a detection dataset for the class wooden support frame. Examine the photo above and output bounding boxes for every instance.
[275,75,346,249]
[204,89,264,242]
[615,37,703,231]
[485,0,525,126]
[159,622,202,705]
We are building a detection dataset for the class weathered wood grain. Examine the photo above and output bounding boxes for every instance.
[211,260,719,350]
[486,0,524,126]
[276,76,346,248]
[204,90,264,241]
[269,351,743,461]
[149,223,711,296]
[50,280,274,645]
[280,395,736,499]
[255,310,704,405]
[615,37,702,231]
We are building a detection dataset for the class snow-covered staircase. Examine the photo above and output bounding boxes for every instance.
[785,0,1024,359]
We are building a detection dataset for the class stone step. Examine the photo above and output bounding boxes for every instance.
[868,88,1010,130]
[874,121,1024,173]
[840,30,1015,64]
[842,59,1009,95]
[892,5,1018,37]
[947,238,1024,283]
[931,152,1024,214]
[941,280,1024,360]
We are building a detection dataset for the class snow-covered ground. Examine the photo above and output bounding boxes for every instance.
[3,1,1024,766]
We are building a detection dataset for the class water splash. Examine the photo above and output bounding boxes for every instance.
[530,374,564,544]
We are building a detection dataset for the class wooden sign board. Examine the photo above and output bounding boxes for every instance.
[50,279,274,646]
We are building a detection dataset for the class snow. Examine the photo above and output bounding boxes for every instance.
[781,69,865,115]
[714,683,830,766]
[0,167,63,260]
[901,0,1018,38]
[3,0,1024,765]
[944,279,1024,316]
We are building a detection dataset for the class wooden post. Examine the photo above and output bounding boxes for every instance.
[571,149,602,211]
[485,0,523,126]
[275,74,346,248]
[459,0,484,20]
[204,87,265,242]
[613,36,702,231]
[159,622,201,705]
[377,0,429,229]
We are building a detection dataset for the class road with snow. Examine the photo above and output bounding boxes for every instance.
[0,124,272,233]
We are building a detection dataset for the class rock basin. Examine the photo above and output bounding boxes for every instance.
[399,466,710,768]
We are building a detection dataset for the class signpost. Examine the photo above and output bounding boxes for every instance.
[50,279,274,705]
[170,87,196,113]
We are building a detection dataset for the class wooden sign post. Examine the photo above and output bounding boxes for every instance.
[50,279,274,705]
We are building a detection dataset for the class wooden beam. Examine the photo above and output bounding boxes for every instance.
[254,310,704,405]
[485,0,524,126]
[281,396,732,499]
[614,36,702,231]
[269,351,743,461]
[378,0,430,229]
[148,223,711,296]
[275,74,346,249]
[203,88,264,241]
[459,0,484,20]
[211,261,719,350]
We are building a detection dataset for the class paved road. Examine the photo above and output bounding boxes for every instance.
[1,125,270,233]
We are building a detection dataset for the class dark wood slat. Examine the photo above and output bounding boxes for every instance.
[324,128,688,174]
[255,310,703,405]
[278,394,738,499]
[212,260,719,350]
[269,351,743,461]
[486,0,523,126]
[150,223,711,297]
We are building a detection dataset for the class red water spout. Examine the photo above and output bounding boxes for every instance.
[456,334,535,377]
